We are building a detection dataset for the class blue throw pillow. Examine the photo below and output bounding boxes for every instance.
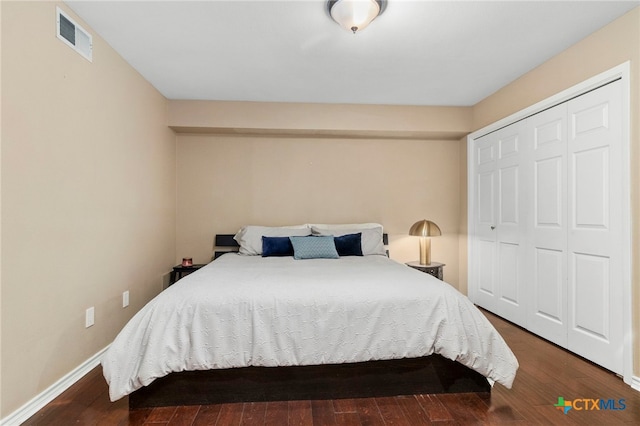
[262,236,295,257]
[334,233,363,256]
[289,236,339,260]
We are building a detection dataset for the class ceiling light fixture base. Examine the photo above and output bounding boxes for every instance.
[327,0,387,34]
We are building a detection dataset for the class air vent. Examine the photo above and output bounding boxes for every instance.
[56,7,92,62]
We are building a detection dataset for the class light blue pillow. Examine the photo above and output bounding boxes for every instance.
[289,236,339,260]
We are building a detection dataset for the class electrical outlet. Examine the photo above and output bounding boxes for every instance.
[85,307,95,328]
[123,291,129,308]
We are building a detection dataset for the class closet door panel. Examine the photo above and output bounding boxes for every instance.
[573,147,609,235]
[477,240,496,298]
[535,157,562,227]
[473,138,498,310]
[567,81,623,374]
[534,248,564,323]
[526,104,568,346]
[497,164,520,307]
[572,253,610,338]
[494,123,527,326]
[471,122,527,326]
[498,242,519,304]
[478,171,494,226]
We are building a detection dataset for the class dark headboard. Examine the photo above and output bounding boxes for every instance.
[214,233,389,259]
[214,234,239,259]
[215,234,240,248]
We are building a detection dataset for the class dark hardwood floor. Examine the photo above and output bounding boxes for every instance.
[23,310,640,425]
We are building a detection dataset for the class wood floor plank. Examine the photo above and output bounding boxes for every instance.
[475,392,525,424]
[490,388,549,426]
[167,405,200,426]
[264,400,289,426]
[395,395,432,425]
[214,402,244,426]
[144,406,178,423]
[22,368,106,426]
[455,393,493,423]
[374,397,410,426]
[334,412,362,426]
[332,398,358,413]
[289,399,314,426]
[311,399,338,426]
[241,401,268,426]
[415,393,453,422]
[191,404,222,426]
[93,394,131,426]
[353,397,385,426]
[76,386,122,425]
[436,393,483,424]
[127,408,154,426]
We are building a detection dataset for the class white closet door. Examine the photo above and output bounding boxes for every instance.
[526,104,569,347]
[566,80,623,374]
[473,135,498,312]
[470,70,628,378]
[474,122,527,326]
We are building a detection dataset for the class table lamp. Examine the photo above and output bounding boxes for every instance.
[409,219,441,265]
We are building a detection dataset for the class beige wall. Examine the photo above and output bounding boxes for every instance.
[176,134,464,287]
[172,102,471,288]
[1,2,176,417]
[469,7,640,374]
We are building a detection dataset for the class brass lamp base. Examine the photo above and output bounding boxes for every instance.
[419,237,432,265]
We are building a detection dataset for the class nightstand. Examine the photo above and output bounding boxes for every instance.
[406,261,445,280]
[170,264,207,285]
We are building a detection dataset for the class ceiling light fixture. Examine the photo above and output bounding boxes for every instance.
[327,0,387,34]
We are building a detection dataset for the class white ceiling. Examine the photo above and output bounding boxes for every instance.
[65,0,639,106]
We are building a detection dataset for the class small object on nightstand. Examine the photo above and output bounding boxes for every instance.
[181,257,193,267]
[170,263,206,285]
[406,261,445,281]
[408,219,442,265]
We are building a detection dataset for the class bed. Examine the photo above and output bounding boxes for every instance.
[101,224,518,408]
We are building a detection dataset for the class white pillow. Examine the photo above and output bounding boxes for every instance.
[234,225,310,256]
[309,223,383,230]
[310,224,386,256]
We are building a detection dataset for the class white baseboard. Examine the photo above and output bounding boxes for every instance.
[1,346,109,426]
[631,375,640,392]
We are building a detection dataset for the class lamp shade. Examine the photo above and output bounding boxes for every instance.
[409,220,442,237]
[328,0,385,33]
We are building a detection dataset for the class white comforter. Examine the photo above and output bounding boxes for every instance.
[102,254,518,401]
